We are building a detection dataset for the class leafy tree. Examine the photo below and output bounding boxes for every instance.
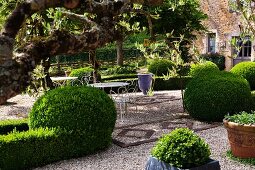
[132,0,207,61]
[0,0,163,104]
[229,0,255,60]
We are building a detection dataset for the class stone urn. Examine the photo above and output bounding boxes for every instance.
[224,119,255,158]
[137,73,153,95]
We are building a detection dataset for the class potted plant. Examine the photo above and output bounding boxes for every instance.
[64,67,72,77]
[137,72,153,95]
[145,128,220,170]
[224,111,255,158]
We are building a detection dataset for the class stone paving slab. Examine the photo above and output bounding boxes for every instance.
[113,116,221,147]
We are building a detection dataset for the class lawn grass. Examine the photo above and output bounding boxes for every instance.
[227,150,255,165]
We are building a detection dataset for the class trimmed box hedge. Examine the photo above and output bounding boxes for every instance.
[0,127,113,170]
[102,74,138,81]
[104,76,192,94]
[0,128,62,170]
[153,77,192,91]
[0,119,28,135]
[0,86,117,170]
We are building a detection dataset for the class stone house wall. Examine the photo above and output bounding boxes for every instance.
[195,0,254,70]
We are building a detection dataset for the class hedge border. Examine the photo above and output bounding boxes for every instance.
[0,119,28,135]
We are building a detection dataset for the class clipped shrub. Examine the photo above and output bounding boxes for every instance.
[0,86,117,170]
[148,59,174,76]
[230,61,255,90]
[0,119,28,135]
[151,128,210,169]
[200,53,225,70]
[29,86,117,152]
[184,71,252,121]
[69,67,93,85]
[251,91,255,110]
[0,128,60,170]
[189,61,220,77]
[102,65,137,75]
[102,74,137,81]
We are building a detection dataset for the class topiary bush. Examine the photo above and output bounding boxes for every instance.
[151,128,210,169]
[69,67,94,85]
[230,61,255,90]
[148,59,174,76]
[29,86,116,154]
[0,86,117,170]
[184,71,252,121]
[189,61,220,77]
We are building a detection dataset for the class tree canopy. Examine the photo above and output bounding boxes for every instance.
[0,0,164,104]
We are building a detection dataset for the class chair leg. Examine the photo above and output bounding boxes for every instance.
[119,102,124,122]
[124,102,128,115]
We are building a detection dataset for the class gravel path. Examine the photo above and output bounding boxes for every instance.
[0,90,255,170]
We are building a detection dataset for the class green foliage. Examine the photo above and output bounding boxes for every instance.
[189,61,220,77]
[102,65,137,75]
[184,71,252,121]
[102,74,138,81]
[26,63,49,97]
[0,86,117,169]
[147,0,207,61]
[230,62,255,90]
[69,67,93,85]
[251,91,255,110]
[227,150,255,166]
[125,32,150,45]
[105,76,192,91]
[225,111,255,125]
[50,47,142,64]
[153,76,192,90]
[199,53,225,70]
[0,0,18,30]
[0,119,28,135]
[151,128,210,169]
[29,86,117,152]
[148,59,174,76]
[29,86,116,131]
[0,128,60,170]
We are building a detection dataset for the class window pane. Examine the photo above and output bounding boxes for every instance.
[208,33,216,53]
[232,36,251,58]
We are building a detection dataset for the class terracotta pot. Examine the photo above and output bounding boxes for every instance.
[223,119,255,158]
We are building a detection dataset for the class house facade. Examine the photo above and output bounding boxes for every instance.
[195,0,254,70]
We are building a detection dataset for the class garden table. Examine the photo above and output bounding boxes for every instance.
[89,82,129,89]
[50,76,78,87]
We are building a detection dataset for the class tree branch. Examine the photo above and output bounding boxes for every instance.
[0,0,163,104]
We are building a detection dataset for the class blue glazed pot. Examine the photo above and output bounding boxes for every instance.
[138,73,153,95]
[145,157,221,170]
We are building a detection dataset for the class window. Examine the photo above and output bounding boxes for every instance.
[232,36,251,58]
[208,33,216,53]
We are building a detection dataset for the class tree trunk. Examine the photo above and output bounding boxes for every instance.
[116,37,124,66]
[89,51,101,83]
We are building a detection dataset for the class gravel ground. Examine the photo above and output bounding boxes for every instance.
[1,90,255,170]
